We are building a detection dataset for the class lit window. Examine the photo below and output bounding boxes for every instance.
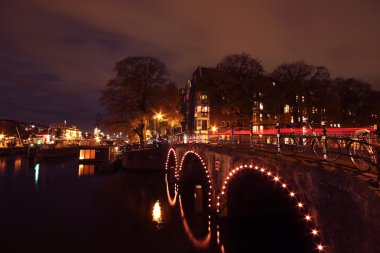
[200,94,208,104]
[201,106,209,112]
[284,104,290,113]
[79,149,96,160]
[259,102,264,111]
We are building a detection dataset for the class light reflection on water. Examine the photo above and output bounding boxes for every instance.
[178,194,211,249]
[78,164,95,177]
[34,163,39,184]
[0,159,5,175]
[14,157,22,174]
[0,156,215,252]
[0,155,314,253]
[152,200,163,229]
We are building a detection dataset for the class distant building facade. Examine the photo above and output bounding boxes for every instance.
[179,67,210,134]
[179,67,380,134]
[49,122,82,143]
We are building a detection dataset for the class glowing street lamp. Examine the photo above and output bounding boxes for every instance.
[211,126,218,133]
[155,112,163,121]
[154,112,164,137]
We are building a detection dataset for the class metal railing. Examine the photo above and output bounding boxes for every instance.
[170,123,380,179]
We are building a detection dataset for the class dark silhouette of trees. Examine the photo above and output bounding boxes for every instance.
[199,53,268,126]
[100,56,174,144]
[153,81,183,136]
[216,53,264,79]
[333,78,373,125]
[270,62,341,124]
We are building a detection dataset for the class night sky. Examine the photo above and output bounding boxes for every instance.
[1,0,379,131]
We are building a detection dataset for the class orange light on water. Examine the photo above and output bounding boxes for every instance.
[152,200,162,225]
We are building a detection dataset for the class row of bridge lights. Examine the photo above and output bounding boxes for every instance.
[165,149,212,249]
[165,150,325,252]
[217,164,324,252]
[165,149,213,208]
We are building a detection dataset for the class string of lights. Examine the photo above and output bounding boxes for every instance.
[217,164,326,252]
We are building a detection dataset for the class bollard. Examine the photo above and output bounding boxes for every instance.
[194,185,203,214]
[276,123,281,155]
[250,123,254,151]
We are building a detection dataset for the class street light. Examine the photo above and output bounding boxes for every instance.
[154,112,164,138]
[156,112,163,121]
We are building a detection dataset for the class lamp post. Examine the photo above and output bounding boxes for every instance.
[211,126,217,144]
[154,112,163,138]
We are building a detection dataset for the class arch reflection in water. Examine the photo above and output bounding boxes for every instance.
[178,195,211,249]
[165,173,178,206]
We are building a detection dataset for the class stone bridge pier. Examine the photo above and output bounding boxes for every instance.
[166,144,380,253]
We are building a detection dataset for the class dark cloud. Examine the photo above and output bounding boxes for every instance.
[1,0,379,130]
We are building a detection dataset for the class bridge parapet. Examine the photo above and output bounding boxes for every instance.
[169,144,380,253]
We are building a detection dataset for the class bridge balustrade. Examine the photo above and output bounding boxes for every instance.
[170,123,379,181]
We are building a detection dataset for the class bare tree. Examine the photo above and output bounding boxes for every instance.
[100,56,169,144]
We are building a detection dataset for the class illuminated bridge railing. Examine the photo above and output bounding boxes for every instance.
[171,123,380,178]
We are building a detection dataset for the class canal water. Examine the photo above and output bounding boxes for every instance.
[0,156,315,253]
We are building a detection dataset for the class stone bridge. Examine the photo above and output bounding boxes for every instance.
[166,144,380,253]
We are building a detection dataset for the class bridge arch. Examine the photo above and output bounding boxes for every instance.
[165,148,178,173]
[217,164,325,252]
[173,150,214,248]
[178,150,213,208]
[178,195,211,249]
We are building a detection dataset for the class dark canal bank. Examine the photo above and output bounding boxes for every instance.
[0,155,315,253]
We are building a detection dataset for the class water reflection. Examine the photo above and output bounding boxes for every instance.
[0,156,316,253]
[34,163,40,184]
[165,168,213,250]
[165,174,178,206]
[178,195,211,249]
[78,164,95,177]
[152,200,163,229]
[0,159,5,175]
[14,157,22,174]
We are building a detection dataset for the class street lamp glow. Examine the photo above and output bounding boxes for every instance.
[155,112,163,120]
[211,126,217,132]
